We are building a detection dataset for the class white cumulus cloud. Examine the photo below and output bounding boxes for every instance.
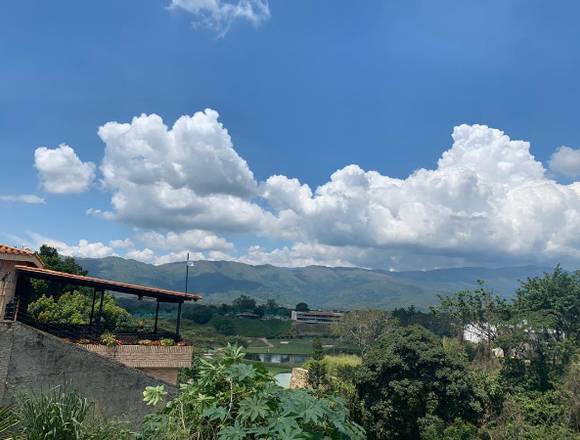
[34,144,95,194]
[139,229,234,253]
[261,124,580,266]
[95,109,274,233]
[169,0,270,37]
[27,233,116,259]
[48,109,580,269]
[549,146,580,178]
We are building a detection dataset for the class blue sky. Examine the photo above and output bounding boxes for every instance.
[2,0,580,269]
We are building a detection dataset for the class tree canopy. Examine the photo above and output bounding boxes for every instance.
[355,325,482,440]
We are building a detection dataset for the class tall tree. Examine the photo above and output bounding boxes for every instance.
[433,281,509,358]
[295,302,309,312]
[332,309,392,355]
[356,325,482,440]
[232,295,257,313]
[33,245,88,297]
[514,265,580,341]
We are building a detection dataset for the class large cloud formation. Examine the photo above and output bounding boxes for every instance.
[51,109,580,269]
[97,109,274,232]
[261,125,580,267]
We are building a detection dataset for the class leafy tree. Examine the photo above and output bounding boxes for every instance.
[514,265,580,341]
[497,267,580,391]
[141,344,365,439]
[355,325,482,440]
[392,306,453,337]
[332,309,392,355]
[295,302,309,312]
[184,304,215,324]
[232,295,257,313]
[312,338,324,361]
[33,245,89,298]
[307,339,329,391]
[433,282,509,360]
[38,245,87,275]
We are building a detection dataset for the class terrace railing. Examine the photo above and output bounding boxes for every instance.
[15,307,180,343]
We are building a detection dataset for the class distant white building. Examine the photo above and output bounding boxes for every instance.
[291,310,343,324]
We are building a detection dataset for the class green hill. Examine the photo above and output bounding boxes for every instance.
[77,257,553,310]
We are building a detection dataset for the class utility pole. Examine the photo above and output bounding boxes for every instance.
[185,252,190,294]
[184,252,195,294]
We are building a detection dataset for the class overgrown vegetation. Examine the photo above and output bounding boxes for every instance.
[140,344,365,439]
[3,388,131,440]
[28,291,132,330]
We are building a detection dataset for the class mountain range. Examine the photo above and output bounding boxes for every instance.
[76,257,557,310]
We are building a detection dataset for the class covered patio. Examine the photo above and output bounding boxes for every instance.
[11,265,201,341]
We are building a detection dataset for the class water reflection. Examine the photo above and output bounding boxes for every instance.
[246,353,310,364]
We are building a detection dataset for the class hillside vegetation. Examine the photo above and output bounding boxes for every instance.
[78,256,552,309]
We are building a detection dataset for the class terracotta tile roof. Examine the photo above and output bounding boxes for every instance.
[0,244,36,257]
[15,265,201,302]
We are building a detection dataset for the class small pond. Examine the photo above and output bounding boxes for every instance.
[274,373,292,389]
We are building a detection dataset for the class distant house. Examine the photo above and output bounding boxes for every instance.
[291,310,343,324]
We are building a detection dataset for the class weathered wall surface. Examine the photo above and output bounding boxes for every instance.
[0,261,18,318]
[0,321,176,426]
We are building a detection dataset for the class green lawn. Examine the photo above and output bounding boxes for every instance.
[145,316,292,345]
[227,318,292,337]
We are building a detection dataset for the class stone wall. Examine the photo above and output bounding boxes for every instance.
[0,321,176,427]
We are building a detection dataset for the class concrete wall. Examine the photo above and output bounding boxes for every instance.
[0,261,18,318]
[0,321,176,427]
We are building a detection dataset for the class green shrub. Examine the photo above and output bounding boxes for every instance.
[14,388,131,440]
[183,305,215,324]
[159,338,175,347]
[100,331,117,347]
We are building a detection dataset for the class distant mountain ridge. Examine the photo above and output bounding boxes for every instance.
[77,257,554,309]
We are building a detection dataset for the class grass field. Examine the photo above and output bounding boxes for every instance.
[224,318,292,338]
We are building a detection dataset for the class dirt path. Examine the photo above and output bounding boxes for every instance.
[258,337,274,347]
